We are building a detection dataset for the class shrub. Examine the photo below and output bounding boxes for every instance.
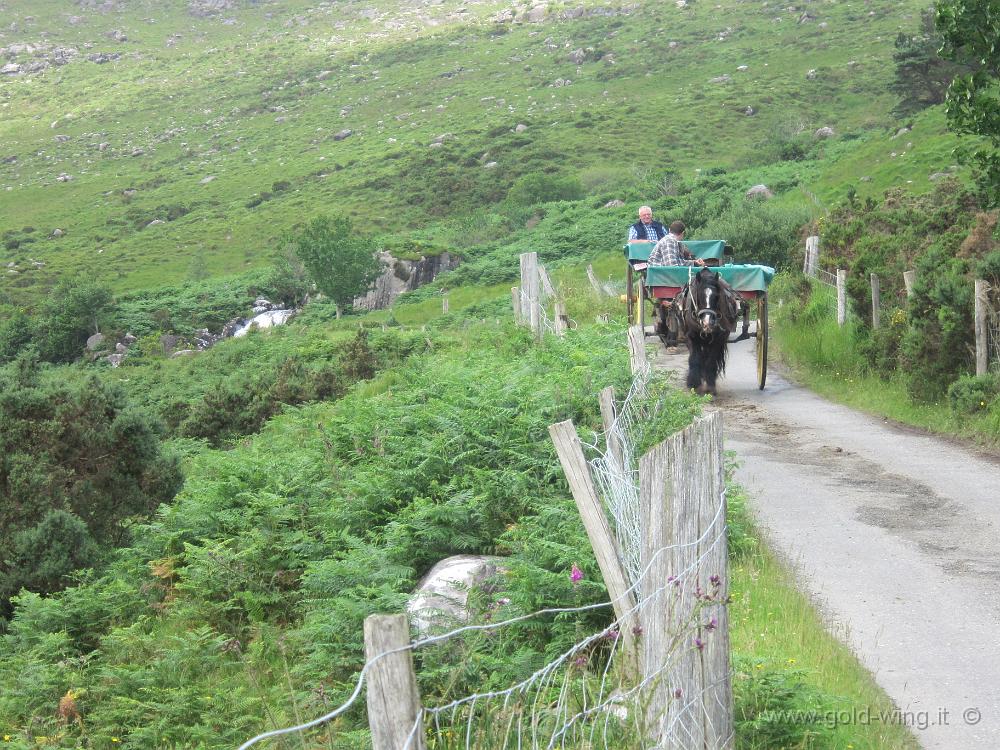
[947,373,1000,414]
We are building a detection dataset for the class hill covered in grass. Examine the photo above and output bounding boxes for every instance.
[1,0,935,304]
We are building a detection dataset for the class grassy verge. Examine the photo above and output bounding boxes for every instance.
[770,277,1000,450]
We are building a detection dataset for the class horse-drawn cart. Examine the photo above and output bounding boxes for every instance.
[625,240,774,390]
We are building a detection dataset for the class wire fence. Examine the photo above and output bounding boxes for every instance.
[238,358,732,750]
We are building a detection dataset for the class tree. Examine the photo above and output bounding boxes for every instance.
[35,280,113,362]
[291,215,381,318]
[936,0,1000,201]
[891,8,967,116]
[0,352,183,611]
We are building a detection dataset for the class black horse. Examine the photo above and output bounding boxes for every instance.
[677,268,739,396]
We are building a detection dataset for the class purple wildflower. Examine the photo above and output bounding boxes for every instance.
[570,564,584,584]
[694,638,704,651]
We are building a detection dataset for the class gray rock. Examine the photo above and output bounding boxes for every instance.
[54,134,72,143]
[892,126,912,139]
[604,199,625,208]
[744,106,756,116]
[87,51,121,64]
[814,126,835,139]
[146,219,165,227]
[315,70,332,80]
[107,353,124,368]
[407,555,507,634]
[51,228,65,237]
[115,342,128,354]
[561,6,585,19]
[859,176,872,182]
[746,184,774,200]
[333,129,352,141]
[568,48,585,64]
[131,148,145,156]
[170,349,197,358]
[56,173,73,182]
[737,65,749,72]
[929,172,951,181]
[159,334,180,354]
[710,74,731,84]
[483,161,498,169]
[107,29,127,42]
[86,333,105,351]
[2,63,22,75]
[514,123,528,133]
[200,175,216,184]
[432,132,455,144]
[98,142,110,151]
[122,332,138,345]
[806,69,817,79]
[526,4,548,22]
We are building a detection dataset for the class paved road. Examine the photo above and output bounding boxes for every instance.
[652,334,1000,750]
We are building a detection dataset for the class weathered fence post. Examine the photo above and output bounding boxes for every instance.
[627,325,648,376]
[587,264,603,295]
[548,420,639,658]
[903,270,915,299]
[870,273,880,330]
[520,252,541,338]
[554,301,567,336]
[804,236,819,277]
[598,386,625,472]
[836,269,847,327]
[511,287,521,325]
[538,265,556,298]
[638,411,731,749]
[364,614,425,750]
[975,279,989,377]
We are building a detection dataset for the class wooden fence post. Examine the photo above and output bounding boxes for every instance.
[903,270,915,299]
[549,420,639,658]
[598,386,625,472]
[628,325,648,376]
[870,273,880,330]
[638,411,731,749]
[836,269,847,327]
[364,614,425,750]
[587,264,603,295]
[520,252,541,338]
[554,301,567,336]
[538,265,556,298]
[804,236,819,277]
[975,279,989,377]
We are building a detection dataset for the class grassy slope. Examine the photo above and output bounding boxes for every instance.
[1,0,930,303]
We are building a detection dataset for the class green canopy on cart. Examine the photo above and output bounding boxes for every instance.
[645,264,775,293]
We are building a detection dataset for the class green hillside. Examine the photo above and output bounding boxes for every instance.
[1,0,934,302]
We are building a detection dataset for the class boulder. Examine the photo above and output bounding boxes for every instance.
[745,184,774,200]
[333,129,352,141]
[814,126,835,139]
[86,333,105,351]
[159,334,180,355]
[170,349,197,358]
[568,48,585,64]
[806,69,817,79]
[604,199,625,208]
[710,74,731,84]
[51,228,65,237]
[514,123,528,133]
[483,161,498,169]
[526,4,548,22]
[407,555,506,633]
[106,353,124,367]
[1,63,22,75]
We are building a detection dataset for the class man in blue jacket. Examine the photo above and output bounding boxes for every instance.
[627,206,667,242]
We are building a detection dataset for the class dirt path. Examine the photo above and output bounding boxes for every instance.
[652,334,1000,749]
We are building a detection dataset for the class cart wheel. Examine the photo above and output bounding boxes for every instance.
[756,293,768,390]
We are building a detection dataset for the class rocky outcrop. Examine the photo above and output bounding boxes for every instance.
[408,555,506,634]
[354,251,461,311]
